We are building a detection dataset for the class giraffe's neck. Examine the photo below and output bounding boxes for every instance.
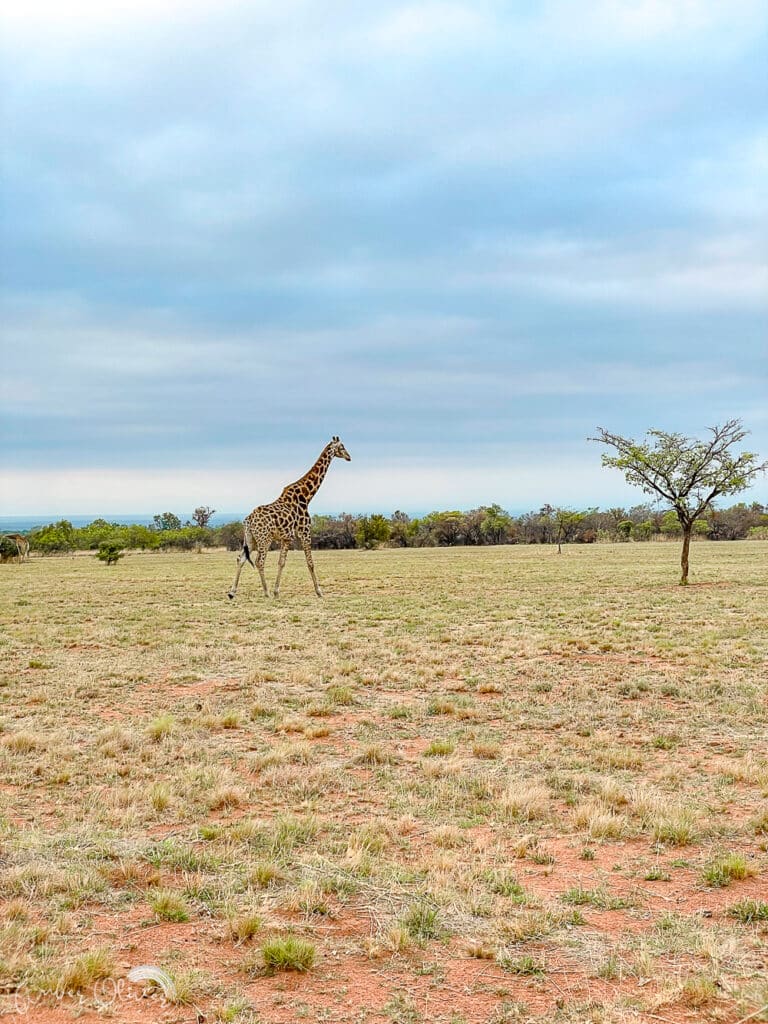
[285,445,334,503]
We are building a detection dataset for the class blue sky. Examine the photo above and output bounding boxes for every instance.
[1,0,766,515]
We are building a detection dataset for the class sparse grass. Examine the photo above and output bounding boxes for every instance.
[652,810,700,847]
[423,738,455,757]
[560,887,635,910]
[644,865,671,881]
[401,903,444,941]
[248,861,287,888]
[1,543,766,1022]
[149,890,191,922]
[500,780,550,821]
[356,743,398,765]
[728,899,768,923]
[226,911,262,943]
[497,953,545,977]
[30,948,114,995]
[326,685,355,705]
[701,853,753,888]
[259,935,316,973]
[147,713,175,741]
[484,871,527,901]
[3,730,39,753]
[149,781,171,810]
[681,975,719,1008]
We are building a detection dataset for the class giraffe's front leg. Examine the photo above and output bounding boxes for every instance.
[273,542,290,598]
[301,535,323,598]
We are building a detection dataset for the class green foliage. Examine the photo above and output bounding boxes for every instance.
[16,493,768,561]
[617,520,633,540]
[159,528,202,551]
[0,535,20,559]
[480,503,516,543]
[708,502,766,539]
[355,514,392,549]
[660,510,682,536]
[96,542,124,566]
[593,420,766,582]
[553,508,594,550]
[631,519,654,541]
[153,512,182,531]
[29,520,76,553]
[593,421,767,529]
[216,521,244,550]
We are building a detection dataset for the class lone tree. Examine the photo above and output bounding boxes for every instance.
[192,506,216,529]
[592,420,767,584]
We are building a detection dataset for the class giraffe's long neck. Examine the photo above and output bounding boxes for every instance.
[288,445,334,503]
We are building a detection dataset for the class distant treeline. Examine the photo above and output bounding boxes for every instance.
[6,501,767,556]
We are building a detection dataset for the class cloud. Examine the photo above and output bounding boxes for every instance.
[0,458,672,517]
[1,1,766,511]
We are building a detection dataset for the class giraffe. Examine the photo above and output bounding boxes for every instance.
[4,534,30,562]
[227,436,351,600]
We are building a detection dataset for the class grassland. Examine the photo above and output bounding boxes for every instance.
[1,542,767,1024]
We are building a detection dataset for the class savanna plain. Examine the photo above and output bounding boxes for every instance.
[1,543,767,1024]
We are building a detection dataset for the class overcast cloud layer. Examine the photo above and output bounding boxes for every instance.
[1,0,766,514]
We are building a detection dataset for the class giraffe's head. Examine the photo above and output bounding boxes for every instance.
[330,436,351,461]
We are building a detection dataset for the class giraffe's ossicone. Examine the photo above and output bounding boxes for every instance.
[227,436,351,600]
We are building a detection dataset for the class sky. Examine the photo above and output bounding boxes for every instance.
[1,0,767,516]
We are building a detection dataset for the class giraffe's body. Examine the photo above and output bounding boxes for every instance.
[4,534,30,562]
[227,437,351,600]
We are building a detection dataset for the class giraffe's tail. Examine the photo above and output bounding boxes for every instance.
[242,541,255,566]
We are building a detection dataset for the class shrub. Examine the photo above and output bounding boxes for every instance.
[29,520,76,553]
[97,542,124,566]
[355,514,392,549]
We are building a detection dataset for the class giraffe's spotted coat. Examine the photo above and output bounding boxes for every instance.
[3,534,30,562]
[227,436,351,599]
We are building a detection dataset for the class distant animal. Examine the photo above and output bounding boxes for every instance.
[227,436,351,600]
[3,533,30,563]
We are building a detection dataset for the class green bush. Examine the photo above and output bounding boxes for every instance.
[29,520,76,553]
[355,514,392,549]
[97,542,124,566]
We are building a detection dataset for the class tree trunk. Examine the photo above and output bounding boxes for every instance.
[680,526,692,585]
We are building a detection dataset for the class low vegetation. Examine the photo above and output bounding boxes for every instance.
[7,498,768,558]
[0,542,766,1022]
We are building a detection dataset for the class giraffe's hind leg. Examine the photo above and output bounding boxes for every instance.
[227,546,250,600]
[255,546,269,597]
[228,527,263,599]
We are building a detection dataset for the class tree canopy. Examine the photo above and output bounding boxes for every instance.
[592,419,767,583]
